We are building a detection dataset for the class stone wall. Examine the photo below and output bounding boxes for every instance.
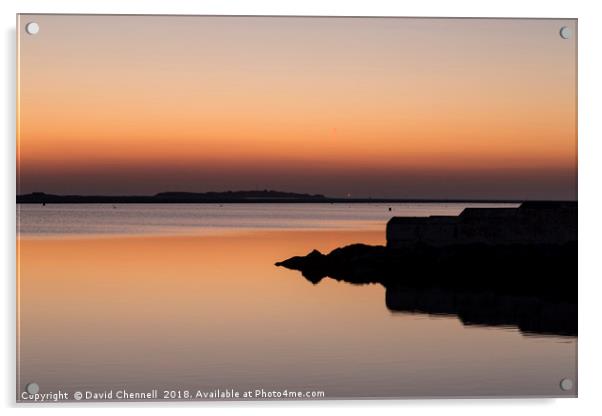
[386,202,577,248]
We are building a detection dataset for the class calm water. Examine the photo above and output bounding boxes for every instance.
[17,203,576,400]
[18,202,522,236]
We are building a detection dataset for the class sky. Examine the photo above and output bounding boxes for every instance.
[17,15,577,199]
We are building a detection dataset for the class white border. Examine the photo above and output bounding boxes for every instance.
[2,1,601,415]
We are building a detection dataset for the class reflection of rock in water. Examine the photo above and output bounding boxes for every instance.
[385,287,576,336]
[275,202,577,337]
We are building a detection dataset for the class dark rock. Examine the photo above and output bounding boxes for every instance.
[276,241,577,336]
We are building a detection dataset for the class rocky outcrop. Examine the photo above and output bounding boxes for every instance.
[276,242,577,336]
[276,242,576,301]
[276,202,577,336]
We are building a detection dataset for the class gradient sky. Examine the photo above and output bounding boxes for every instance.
[17,15,577,199]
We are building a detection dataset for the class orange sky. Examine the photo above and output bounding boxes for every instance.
[17,15,577,199]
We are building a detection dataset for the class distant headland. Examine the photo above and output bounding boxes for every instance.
[17,190,327,204]
[16,191,531,204]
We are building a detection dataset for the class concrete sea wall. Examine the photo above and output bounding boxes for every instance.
[386,202,577,248]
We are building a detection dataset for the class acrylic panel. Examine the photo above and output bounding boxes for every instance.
[16,15,577,402]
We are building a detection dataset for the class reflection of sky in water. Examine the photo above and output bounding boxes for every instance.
[18,226,576,399]
[17,203,519,236]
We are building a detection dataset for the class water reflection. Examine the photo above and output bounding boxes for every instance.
[386,287,576,336]
[287,268,576,337]
[18,229,576,398]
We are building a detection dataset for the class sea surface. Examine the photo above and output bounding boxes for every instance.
[16,203,577,400]
[18,202,523,237]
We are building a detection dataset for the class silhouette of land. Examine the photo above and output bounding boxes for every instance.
[17,190,326,204]
[276,202,577,336]
[16,191,526,204]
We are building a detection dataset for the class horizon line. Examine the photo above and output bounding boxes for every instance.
[15,191,577,204]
